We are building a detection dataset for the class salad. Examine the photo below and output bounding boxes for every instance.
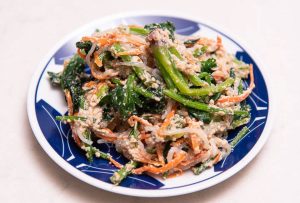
[48,21,254,185]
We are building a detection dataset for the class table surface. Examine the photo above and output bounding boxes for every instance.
[1,0,299,202]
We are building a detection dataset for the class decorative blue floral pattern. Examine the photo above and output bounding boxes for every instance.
[33,15,269,190]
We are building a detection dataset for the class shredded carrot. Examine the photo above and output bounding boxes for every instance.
[212,70,226,82]
[64,90,73,116]
[82,33,146,48]
[94,128,117,142]
[180,151,207,167]
[109,158,123,169]
[83,81,97,88]
[139,132,151,140]
[158,104,176,136]
[93,51,103,67]
[217,64,255,103]
[90,64,119,80]
[189,133,200,154]
[128,115,152,127]
[213,153,221,164]
[156,143,165,165]
[217,36,223,49]
[77,48,86,59]
[166,168,183,178]
[171,138,185,147]
[133,151,186,174]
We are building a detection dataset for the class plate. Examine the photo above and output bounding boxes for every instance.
[27,11,273,197]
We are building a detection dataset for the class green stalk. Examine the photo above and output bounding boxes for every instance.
[110,160,138,185]
[163,89,232,114]
[134,85,161,101]
[96,84,109,99]
[169,46,207,87]
[129,27,149,36]
[156,60,176,89]
[152,46,190,93]
[56,115,87,122]
[232,117,250,129]
[184,78,234,96]
[230,126,250,147]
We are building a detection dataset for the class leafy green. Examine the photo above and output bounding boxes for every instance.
[188,108,211,124]
[60,54,86,112]
[201,58,217,73]
[48,71,61,85]
[193,46,208,57]
[129,122,139,139]
[144,21,175,40]
[184,38,200,48]
[76,41,97,54]
[100,74,141,119]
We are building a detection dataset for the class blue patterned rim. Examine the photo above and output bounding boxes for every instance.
[27,12,272,197]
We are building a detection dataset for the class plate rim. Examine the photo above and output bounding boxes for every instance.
[27,10,274,197]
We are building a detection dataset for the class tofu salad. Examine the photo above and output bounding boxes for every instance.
[48,21,254,185]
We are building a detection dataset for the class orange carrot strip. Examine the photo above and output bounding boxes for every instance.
[94,128,117,142]
[133,151,186,174]
[213,153,221,164]
[189,133,200,154]
[166,168,183,178]
[64,90,73,116]
[217,64,255,103]
[158,105,176,136]
[109,158,123,169]
[128,115,152,127]
[156,143,165,165]
[77,48,86,59]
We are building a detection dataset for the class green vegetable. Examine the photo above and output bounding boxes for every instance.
[199,72,213,85]
[230,68,235,78]
[192,160,210,175]
[134,85,161,101]
[238,80,243,94]
[184,38,200,48]
[188,108,211,124]
[129,27,149,36]
[111,77,123,86]
[163,89,232,114]
[76,41,98,54]
[48,71,61,85]
[101,74,141,119]
[129,122,139,139]
[156,60,176,89]
[211,92,221,101]
[110,160,138,185]
[230,126,250,147]
[232,117,250,129]
[168,46,207,87]
[153,45,232,96]
[144,21,175,40]
[193,46,207,57]
[184,78,234,97]
[152,45,190,93]
[48,55,86,112]
[96,84,109,99]
[56,115,87,122]
[201,58,217,73]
